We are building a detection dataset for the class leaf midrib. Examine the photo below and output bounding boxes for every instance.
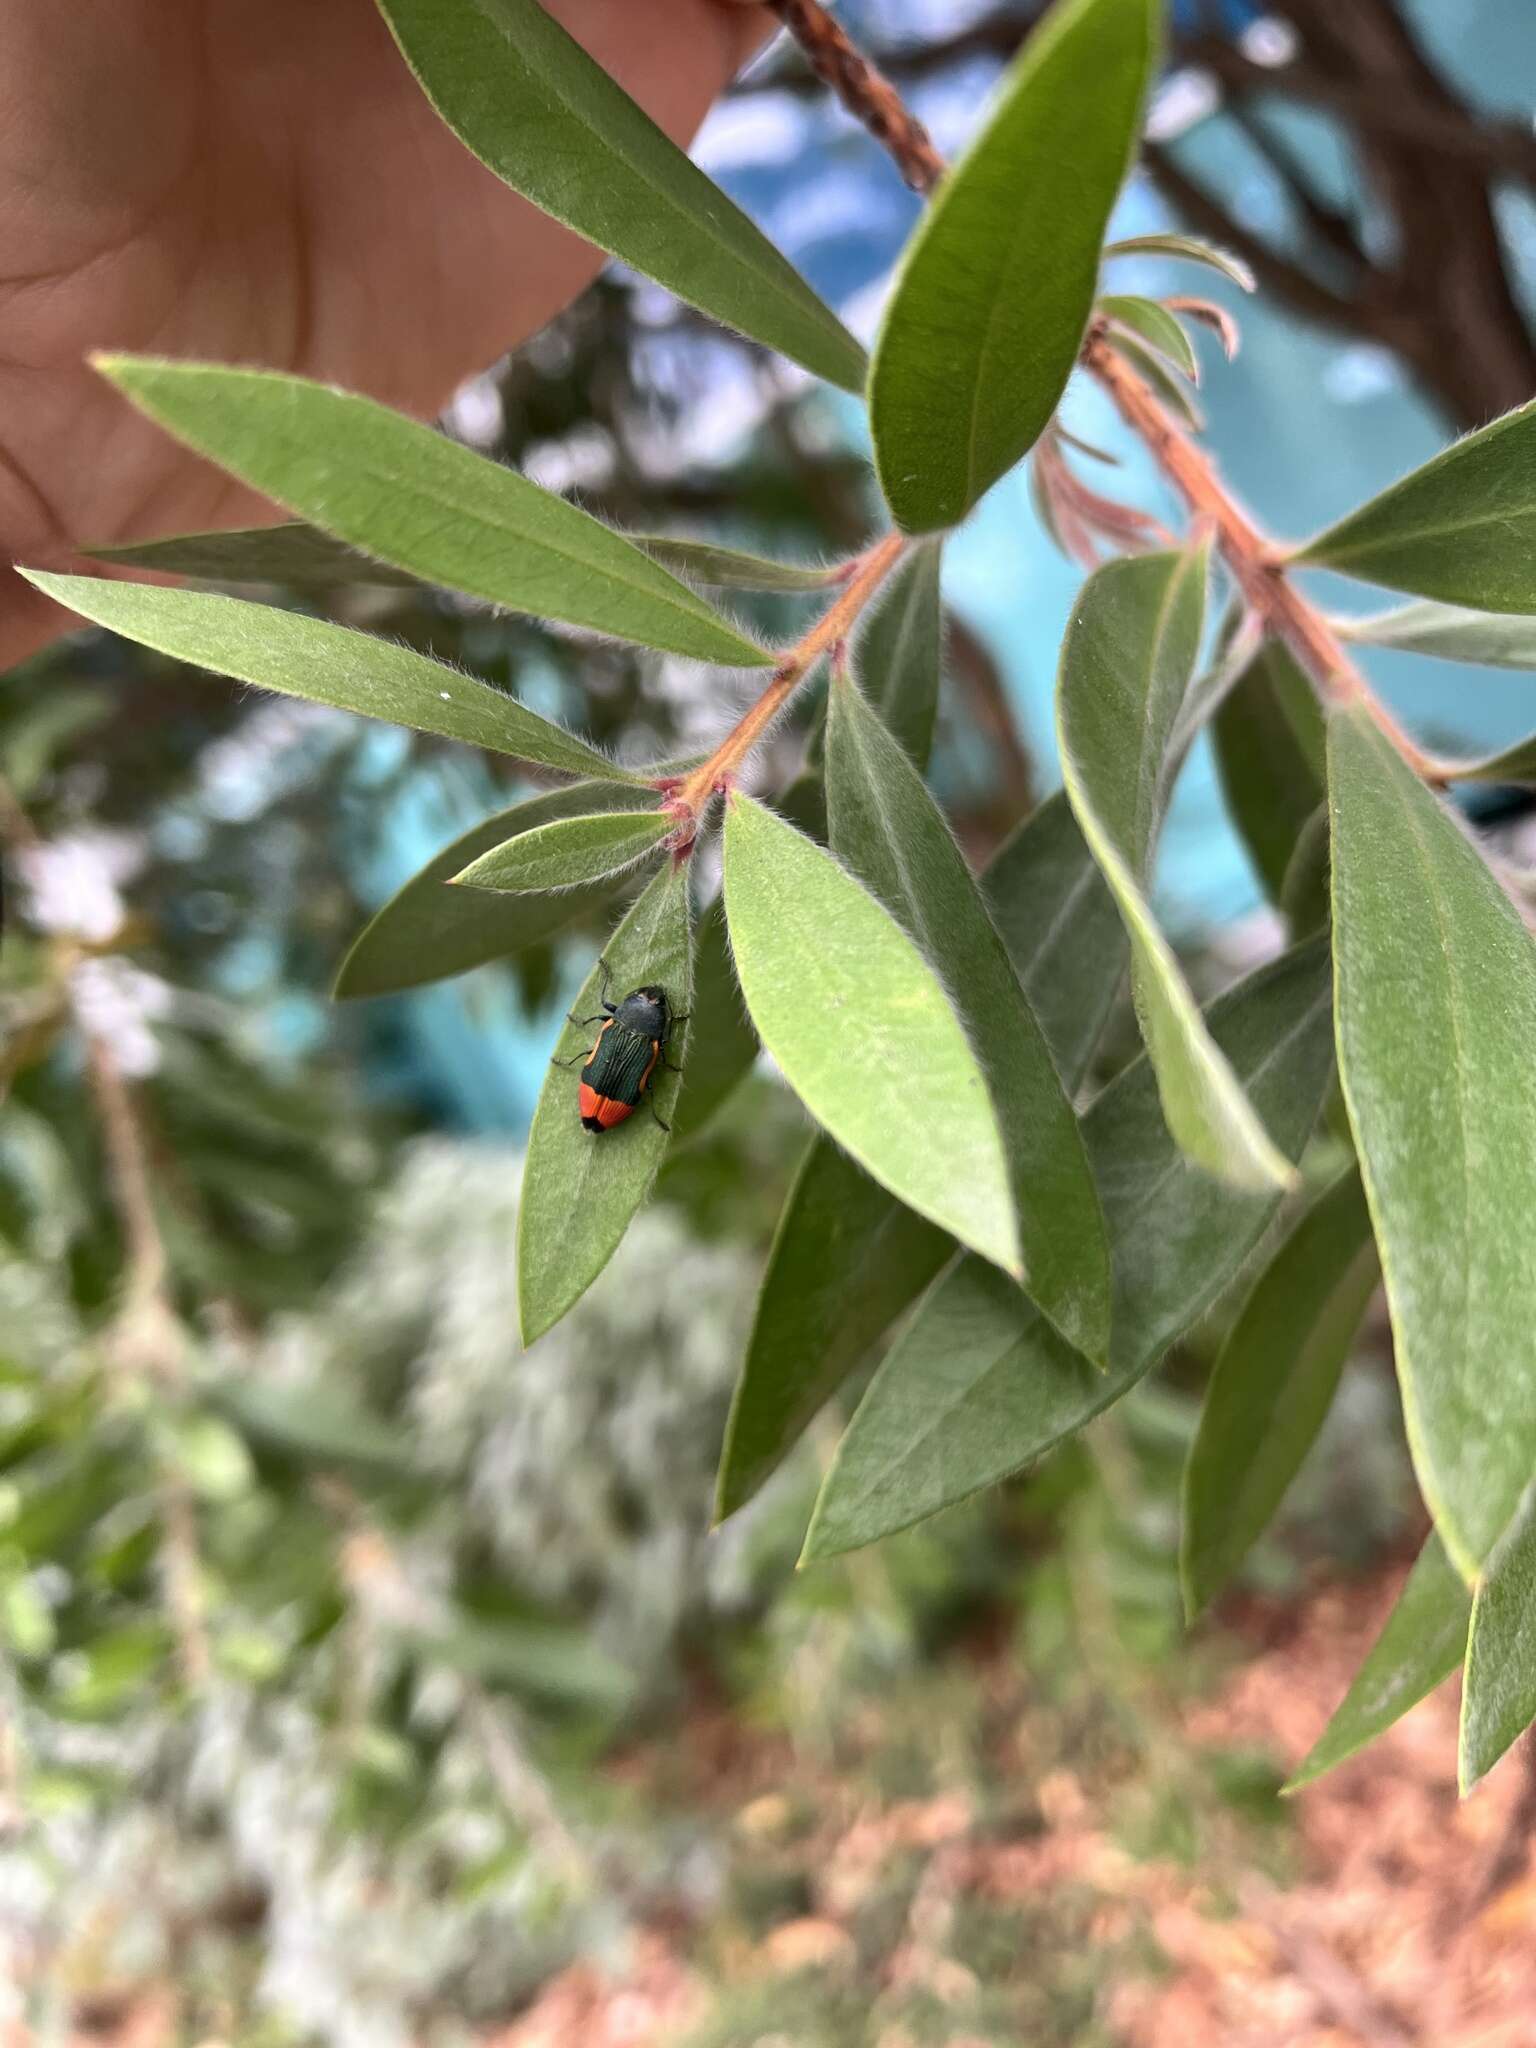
[142,371,758,658]
[466,0,859,371]
[825,971,1330,1535]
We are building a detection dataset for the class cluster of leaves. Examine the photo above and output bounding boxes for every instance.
[20,0,1536,1797]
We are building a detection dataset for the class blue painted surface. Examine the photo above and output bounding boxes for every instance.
[355,0,1535,1128]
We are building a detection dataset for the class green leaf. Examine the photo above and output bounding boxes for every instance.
[1213,642,1328,904]
[1098,294,1200,382]
[636,537,842,595]
[869,0,1155,531]
[1181,1166,1378,1617]
[983,792,1128,1095]
[1103,232,1256,292]
[1340,600,1536,670]
[852,538,945,770]
[216,1380,419,1474]
[1330,702,1536,1575]
[803,937,1335,1557]
[1299,399,1536,612]
[1432,734,1536,785]
[92,357,771,666]
[335,781,637,1000]
[453,809,671,892]
[91,521,843,598]
[1103,329,1205,431]
[722,792,1019,1275]
[1287,1535,1469,1790]
[410,1612,631,1712]
[374,0,865,392]
[518,861,692,1343]
[1280,806,1331,938]
[1060,551,1295,1191]
[88,521,418,587]
[23,570,637,780]
[667,895,758,1147]
[827,665,1110,1358]
[1462,1482,1536,1790]
[716,1140,950,1520]
[715,790,1125,1522]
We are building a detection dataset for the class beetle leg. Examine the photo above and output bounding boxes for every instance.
[660,1054,685,1075]
[645,1097,672,1133]
[567,1010,607,1028]
[551,1051,588,1068]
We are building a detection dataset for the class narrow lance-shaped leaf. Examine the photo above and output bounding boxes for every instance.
[1280,806,1331,939]
[518,861,693,1344]
[663,765,847,1150]
[1429,733,1536,786]
[851,539,945,770]
[22,571,638,783]
[335,781,640,1001]
[664,895,758,1148]
[453,809,671,893]
[1339,599,1536,671]
[804,937,1335,1558]
[1462,1481,1536,1791]
[1299,399,1536,612]
[1104,329,1205,431]
[1213,642,1328,905]
[89,521,419,588]
[634,537,842,595]
[827,665,1110,1359]
[1287,1535,1470,1791]
[1060,550,1295,1190]
[1102,232,1256,292]
[374,0,865,393]
[1181,1166,1378,1618]
[982,791,1128,1095]
[715,1142,950,1523]
[1330,702,1536,1576]
[716,790,1125,1521]
[94,358,771,667]
[870,0,1156,532]
[1098,294,1200,383]
[722,793,1019,1276]
[93,521,844,598]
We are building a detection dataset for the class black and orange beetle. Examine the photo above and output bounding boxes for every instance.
[556,959,685,1133]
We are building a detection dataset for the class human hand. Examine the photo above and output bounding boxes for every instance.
[0,0,770,671]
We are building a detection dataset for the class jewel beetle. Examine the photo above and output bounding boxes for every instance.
[556,958,685,1133]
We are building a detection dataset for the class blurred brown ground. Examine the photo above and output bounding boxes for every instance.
[494,1564,1536,2048]
[17,1560,1536,2048]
